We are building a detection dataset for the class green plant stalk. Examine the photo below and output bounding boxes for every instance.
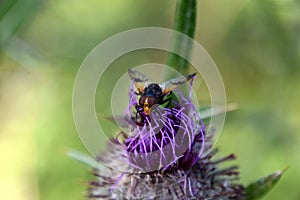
[167,0,197,75]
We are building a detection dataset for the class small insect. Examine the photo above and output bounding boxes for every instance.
[128,69,196,124]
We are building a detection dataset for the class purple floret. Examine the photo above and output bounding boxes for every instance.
[122,81,205,172]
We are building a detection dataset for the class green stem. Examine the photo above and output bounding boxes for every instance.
[167,0,197,75]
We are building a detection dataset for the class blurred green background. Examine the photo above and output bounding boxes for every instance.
[0,0,299,199]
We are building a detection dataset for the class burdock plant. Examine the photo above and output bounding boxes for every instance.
[70,0,285,199]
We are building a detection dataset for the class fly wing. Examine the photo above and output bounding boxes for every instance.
[128,68,153,93]
[160,73,196,95]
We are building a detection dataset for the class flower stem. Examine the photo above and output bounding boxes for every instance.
[167,0,197,75]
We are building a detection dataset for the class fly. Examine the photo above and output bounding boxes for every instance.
[128,69,196,125]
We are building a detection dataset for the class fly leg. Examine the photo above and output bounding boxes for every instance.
[133,105,147,126]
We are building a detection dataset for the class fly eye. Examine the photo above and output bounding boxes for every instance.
[139,96,146,105]
[147,97,157,106]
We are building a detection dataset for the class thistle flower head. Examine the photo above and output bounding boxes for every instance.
[88,77,245,199]
[122,81,205,172]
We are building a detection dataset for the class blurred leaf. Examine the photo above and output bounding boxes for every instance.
[0,0,18,20]
[199,103,238,120]
[4,36,43,68]
[0,0,40,45]
[67,150,99,168]
[167,0,196,75]
[246,168,287,200]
